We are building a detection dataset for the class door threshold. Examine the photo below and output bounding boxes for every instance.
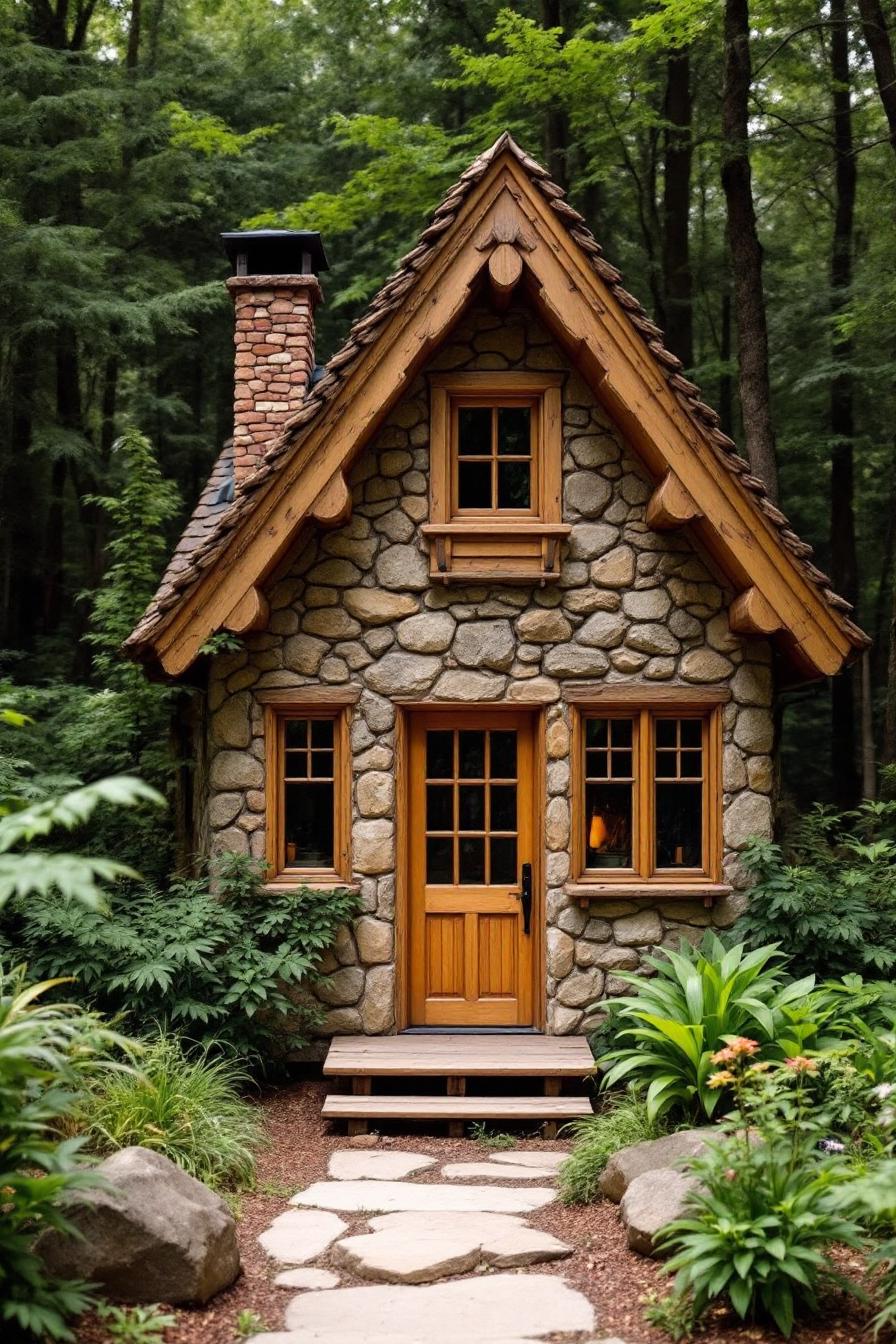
[400,1026,542,1035]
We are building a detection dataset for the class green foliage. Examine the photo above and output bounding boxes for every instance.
[165,102,282,159]
[0,852,362,1066]
[659,1051,864,1338]
[599,934,819,1121]
[558,1089,670,1204]
[235,1310,270,1339]
[642,1287,699,1341]
[79,1032,263,1190]
[0,967,131,1342]
[468,1122,516,1150]
[96,1302,177,1343]
[735,803,896,979]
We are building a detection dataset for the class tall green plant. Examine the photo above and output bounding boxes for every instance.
[599,934,817,1120]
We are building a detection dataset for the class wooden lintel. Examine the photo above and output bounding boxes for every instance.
[311,471,351,527]
[645,470,702,530]
[488,243,523,308]
[224,585,269,636]
[729,586,783,636]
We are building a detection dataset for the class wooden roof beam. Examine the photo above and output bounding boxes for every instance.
[729,586,783,636]
[645,470,702,530]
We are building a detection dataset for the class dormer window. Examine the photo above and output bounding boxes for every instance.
[423,372,569,583]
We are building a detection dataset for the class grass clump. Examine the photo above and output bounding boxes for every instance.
[79,1032,263,1190]
[558,1088,670,1204]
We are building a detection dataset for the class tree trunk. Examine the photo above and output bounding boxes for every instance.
[539,0,571,191]
[829,0,861,807]
[857,0,896,155]
[720,0,779,499]
[661,50,693,369]
[719,290,734,438]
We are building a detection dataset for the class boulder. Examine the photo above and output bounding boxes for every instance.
[36,1146,240,1305]
[599,1128,717,1202]
[620,1168,699,1256]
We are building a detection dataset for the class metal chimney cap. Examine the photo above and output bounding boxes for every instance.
[220,229,329,276]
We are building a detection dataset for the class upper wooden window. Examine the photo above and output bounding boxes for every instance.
[263,701,351,887]
[423,372,569,583]
[570,695,723,886]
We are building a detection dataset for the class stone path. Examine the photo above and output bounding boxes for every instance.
[251,1147,598,1343]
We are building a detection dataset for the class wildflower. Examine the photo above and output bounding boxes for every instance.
[784,1055,817,1074]
[724,1168,737,1182]
[710,1038,759,1065]
[747,1061,772,1074]
[707,1070,734,1089]
[817,1137,845,1154]
[874,1083,896,1100]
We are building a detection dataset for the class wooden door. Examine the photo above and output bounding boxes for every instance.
[408,710,537,1026]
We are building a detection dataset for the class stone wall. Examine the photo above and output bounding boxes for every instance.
[206,304,774,1038]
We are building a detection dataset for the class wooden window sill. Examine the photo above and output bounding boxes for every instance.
[564,880,731,908]
[420,522,571,584]
[264,878,361,895]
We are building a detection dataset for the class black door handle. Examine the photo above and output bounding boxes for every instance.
[519,862,532,936]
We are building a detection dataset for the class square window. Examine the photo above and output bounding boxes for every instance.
[265,706,350,884]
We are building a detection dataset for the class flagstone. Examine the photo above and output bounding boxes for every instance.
[441,1161,558,1181]
[489,1151,569,1171]
[328,1150,437,1181]
[335,1210,572,1283]
[273,1267,341,1290]
[258,1210,347,1264]
[291,1180,555,1215]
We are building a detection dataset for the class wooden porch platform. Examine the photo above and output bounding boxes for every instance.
[322,1033,595,1137]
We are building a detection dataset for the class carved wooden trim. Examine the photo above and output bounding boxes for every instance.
[730,586,783,635]
[311,471,351,527]
[223,585,269,635]
[488,243,523,307]
[475,188,538,252]
[646,470,702,530]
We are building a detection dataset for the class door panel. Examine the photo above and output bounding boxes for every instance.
[408,710,536,1026]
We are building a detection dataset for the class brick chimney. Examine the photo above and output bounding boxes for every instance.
[222,229,329,484]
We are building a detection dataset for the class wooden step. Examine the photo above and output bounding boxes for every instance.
[324,1033,595,1078]
[322,1093,592,1121]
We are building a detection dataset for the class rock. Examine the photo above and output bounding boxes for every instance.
[625,624,679,656]
[620,1168,699,1256]
[747,755,774,793]
[733,707,774,754]
[723,789,773,849]
[556,970,602,1008]
[335,1211,571,1284]
[591,545,635,588]
[366,652,440,696]
[679,649,734,684]
[546,717,570,758]
[441,1163,560,1182]
[543,645,609,678]
[291,1181,555,1215]
[599,1128,719,1202]
[283,634,329,674]
[515,609,573,643]
[354,917,394,964]
[359,965,396,1034]
[307,558,362,587]
[584,944,640,972]
[304,608,362,639]
[546,928,574,979]
[317,966,366,1007]
[622,589,671,621]
[259,1209,348,1264]
[612,911,663,947]
[545,796,570,850]
[577,611,627,648]
[280,1272,594,1341]
[567,523,617,560]
[211,694,251,749]
[724,744,748,791]
[208,792,242,829]
[328,1151,436,1181]
[209,750,263,792]
[489,1152,570,1171]
[507,677,560,703]
[376,545,430,591]
[344,589,419,625]
[432,670,506,700]
[731,662,773,707]
[565,471,612,518]
[36,1147,239,1305]
[396,612,456,653]
[452,621,515,671]
[274,1267,341,1290]
[356,772,395,820]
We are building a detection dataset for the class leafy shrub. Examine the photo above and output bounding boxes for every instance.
[599,934,819,1120]
[659,1043,863,1338]
[0,852,361,1066]
[0,967,130,1341]
[735,801,896,979]
[558,1088,670,1204]
[78,1032,262,1190]
[96,1302,177,1343]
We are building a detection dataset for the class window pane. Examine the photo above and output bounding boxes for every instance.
[285,780,333,869]
[458,406,491,456]
[426,784,453,832]
[490,731,517,779]
[680,719,702,748]
[426,836,453,884]
[680,751,703,778]
[497,406,531,455]
[610,750,633,779]
[459,836,485,884]
[490,784,516,831]
[285,718,308,748]
[490,836,517,885]
[459,731,485,778]
[585,781,633,868]
[497,460,530,509]
[459,784,485,830]
[656,781,703,868]
[586,748,609,780]
[458,460,492,509]
[310,719,333,748]
[655,750,678,779]
[611,718,633,748]
[426,731,453,778]
[656,719,677,748]
[585,718,609,748]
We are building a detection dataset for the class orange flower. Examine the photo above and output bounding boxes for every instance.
[707,1070,735,1089]
[710,1037,759,1065]
[784,1055,817,1074]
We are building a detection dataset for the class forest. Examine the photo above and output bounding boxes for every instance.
[1,0,896,818]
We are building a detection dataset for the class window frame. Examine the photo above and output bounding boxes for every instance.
[569,693,724,888]
[263,700,352,888]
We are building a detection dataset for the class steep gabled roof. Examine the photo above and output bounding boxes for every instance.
[125,133,868,680]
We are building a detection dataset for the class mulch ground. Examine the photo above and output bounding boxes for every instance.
[75,1075,873,1344]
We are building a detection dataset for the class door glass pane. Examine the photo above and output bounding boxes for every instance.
[459,836,485,884]
[457,406,491,455]
[656,781,703,868]
[285,781,333,868]
[490,731,517,779]
[497,460,530,509]
[490,784,516,831]
[459,784,485,830]
[497,406,530,454]
[426,836,453,884]
[426,785,453,831]
[458,460,492,509]
[426,731,453,778]
[490,836,517,885]
[585,781,632,868]
[459,731,485,778]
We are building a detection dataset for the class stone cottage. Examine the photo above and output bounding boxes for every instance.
[126,134,867,1047]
